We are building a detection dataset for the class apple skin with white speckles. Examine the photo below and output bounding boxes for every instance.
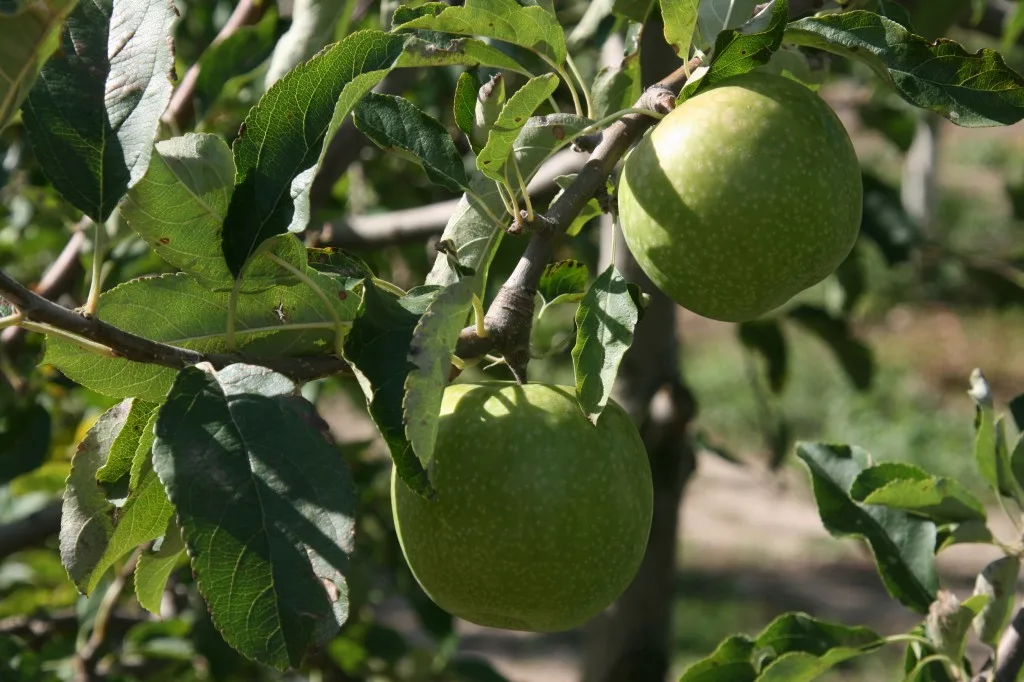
[391,382,653,632]
[618,72,863,322]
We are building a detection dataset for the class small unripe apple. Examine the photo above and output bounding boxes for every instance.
[618,72,863,322]
[391,382,653,632]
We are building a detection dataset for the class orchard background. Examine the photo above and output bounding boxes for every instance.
[2,0,1024,681]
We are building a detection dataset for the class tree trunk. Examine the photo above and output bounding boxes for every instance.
[580,220,698,682]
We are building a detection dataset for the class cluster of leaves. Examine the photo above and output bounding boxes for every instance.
[680,371,1024,682]
[1,0,1024,678]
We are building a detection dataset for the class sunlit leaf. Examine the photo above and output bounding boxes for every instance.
[785,11,1024,127]
[572,264,639,423]
[476,73,560,183]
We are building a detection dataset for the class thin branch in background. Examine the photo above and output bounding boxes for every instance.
[161,0,270,131]
[74,549,142,682]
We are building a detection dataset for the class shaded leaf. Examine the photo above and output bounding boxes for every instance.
[552,173,604,237]
[152,364,356,669]
[677,635,756,681]
[612,0,654,22]
[787,305,873,391]
[591,24,642,119]
[925,590,977,664]
[538,259,588,311]
[936,519,993,552]
[426,114,591,289]
[45,267,359,402]
[797,442,938,613]
[860,172,918,264]
[738,318,787,393]
[134,518,186,615]
[265,0,347,85]
[393,0,567,65]
[572,264,639,423]
[835,244,867,313]
[221,30,407,275]
[661,0,699,57]
[307,247,375,281]
[194,7,278,119]
[0,0,77,130]
[965,264,1024,308]
[1010,392,1024,432]
[973,555,1019,648]
[679,612,882,682]
[849,461,987,524]
[904,623,958,682]
[354,93,469,193]
[403,278,476,466]
[476,73,560,183]
[343,283,437,496]
[60,400,131,591]
[22,0,176,221]
[0,402,50,484]
[784,11,1024,127]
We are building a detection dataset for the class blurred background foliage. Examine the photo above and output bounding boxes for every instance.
[2,0,1024,680]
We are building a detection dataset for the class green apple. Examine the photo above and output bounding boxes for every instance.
[391,382,653,632]
[618,72,863,322]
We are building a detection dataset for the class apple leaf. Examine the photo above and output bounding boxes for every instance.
[903,623,960,682]
[612,0,654,23]
[44,265,360,403]
[476,73,560,183]
[0,0,77,131]
[797,443,938,614]
[120,134,237,289]
[861,173,919,265]
[737,318,788,393]
[973,555,1019,648]
[784,11,1024,127]
[21,0,177,221]
[60,398,175,596]
[551,174,604,237]
[538,260,588,313]
[403,278,476,467]
[134,518,186,615]
[848,461,987,524]
[694,0,758,48]
[354,93,470,193]
[968,369,1021,502]
[591,23,642,119]
[453,71,480,148]
[1010,392,1024,434]
[0,402,50,485]
[572,264,639,423]
[95,398,157,484]
[426,113,592,288]
[343,283,439,497]
[60,400,131,591]
[395,36,532,74]
[786,305,873,391]
[193,7,278,120]
[660,0,698,58]
[936,520,993,553]
[679,612,882,682]
[152,364,356,670]
[682,0,788,99]
[221,30,406,275]
[393,0,567,65]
